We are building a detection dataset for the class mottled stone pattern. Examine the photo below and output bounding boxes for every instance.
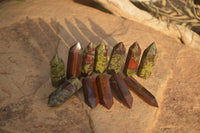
[50,55,65,87]
[96,74,113,109]
[82,43,95,76]
[124,76,158,107]
[67,42,83,79]
[82,76,99,108]
[107,42,126,74]
[48,77,82,107]
[124,42,141,76]
[110,72,133,108]
[137,42,157,79]
[94,42,108,73]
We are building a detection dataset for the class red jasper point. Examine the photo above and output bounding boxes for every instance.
[110,72,133,108]
[124,76,158,107]
[82,76,99,108]
[96,74,113,109]
[67,42,82,79]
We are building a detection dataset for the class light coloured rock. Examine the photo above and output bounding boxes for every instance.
[94,0,200,50]
[0,0,199,133]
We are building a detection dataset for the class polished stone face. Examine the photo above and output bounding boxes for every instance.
[124,42,141,77]
[124,76,158,107]
[107,42,126,74]
[110,72,133,108]
[81,43,95,76]
[50,54,66,87]
[48,77,82,107]
[137,42,157,79]
[96,74,113,109]
[67,42,83,79]
[94,42,108,73]
[82,76,99,108]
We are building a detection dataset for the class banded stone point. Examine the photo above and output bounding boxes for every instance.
[82,76,99,108]
[96,74,113,109]
[124,42,141,77]
[137,42,157,79]
[67,42,83,79]
[107,42,126,74]
[94,42,108,73]
[50,54,65,87]
[48,77,82,107]
[82,43,95,76]
[124,76,158,107]
[110,72,133,108]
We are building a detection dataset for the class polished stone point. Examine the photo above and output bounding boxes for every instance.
[107,42,126,74]
[124,42,141,77]
[96,74,113,109]
[48,77,82,107]
[124,76,158,107]
[94,42,108,73]
[50,54,65,87]
[82,76,99,108]
[110,72,133,108]
[67,42,83,79]
[82,43,95,76]
[137,42,157,79]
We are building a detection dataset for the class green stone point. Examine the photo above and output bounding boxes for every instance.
[107,42,126,74]
[137,42,157,79]
[94,42,108,73]
[50,54,65,87]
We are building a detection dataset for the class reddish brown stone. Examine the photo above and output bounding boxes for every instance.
[124,76,158,107]
[96,74,113,109]
[82,76,99,108]
[110,72,133,108]
[81,43,95,76]
[67,42,83,79]
[124,42,141,77]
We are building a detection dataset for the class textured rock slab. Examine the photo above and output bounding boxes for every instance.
[82,43,95,76]
[67,42,82,79]
[124,42,141,76]
[107,42,126,74]
[110,72,133,108]
[0,0,200,133]
[82,76,99,108]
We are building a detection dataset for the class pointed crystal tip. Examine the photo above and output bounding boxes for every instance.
[119,42,124,45]
[77,42,81,49]
[151,98,159,107]
[149,42,156,48]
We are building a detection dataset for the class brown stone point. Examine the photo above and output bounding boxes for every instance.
[110,72,133,108]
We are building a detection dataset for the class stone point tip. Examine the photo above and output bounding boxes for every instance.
[77,42,81,49]
[150,42,156,47]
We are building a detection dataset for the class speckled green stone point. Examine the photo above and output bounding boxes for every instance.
[94,42,108,73]
[48,77,82,107]
[137,42,157,79]
[50,54,65,87]
[107,42,126,74]
[82,43,95,76]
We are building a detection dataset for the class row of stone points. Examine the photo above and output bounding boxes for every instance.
[48,42,158,109]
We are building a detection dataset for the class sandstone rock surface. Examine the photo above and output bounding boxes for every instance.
[0,0,200,133]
